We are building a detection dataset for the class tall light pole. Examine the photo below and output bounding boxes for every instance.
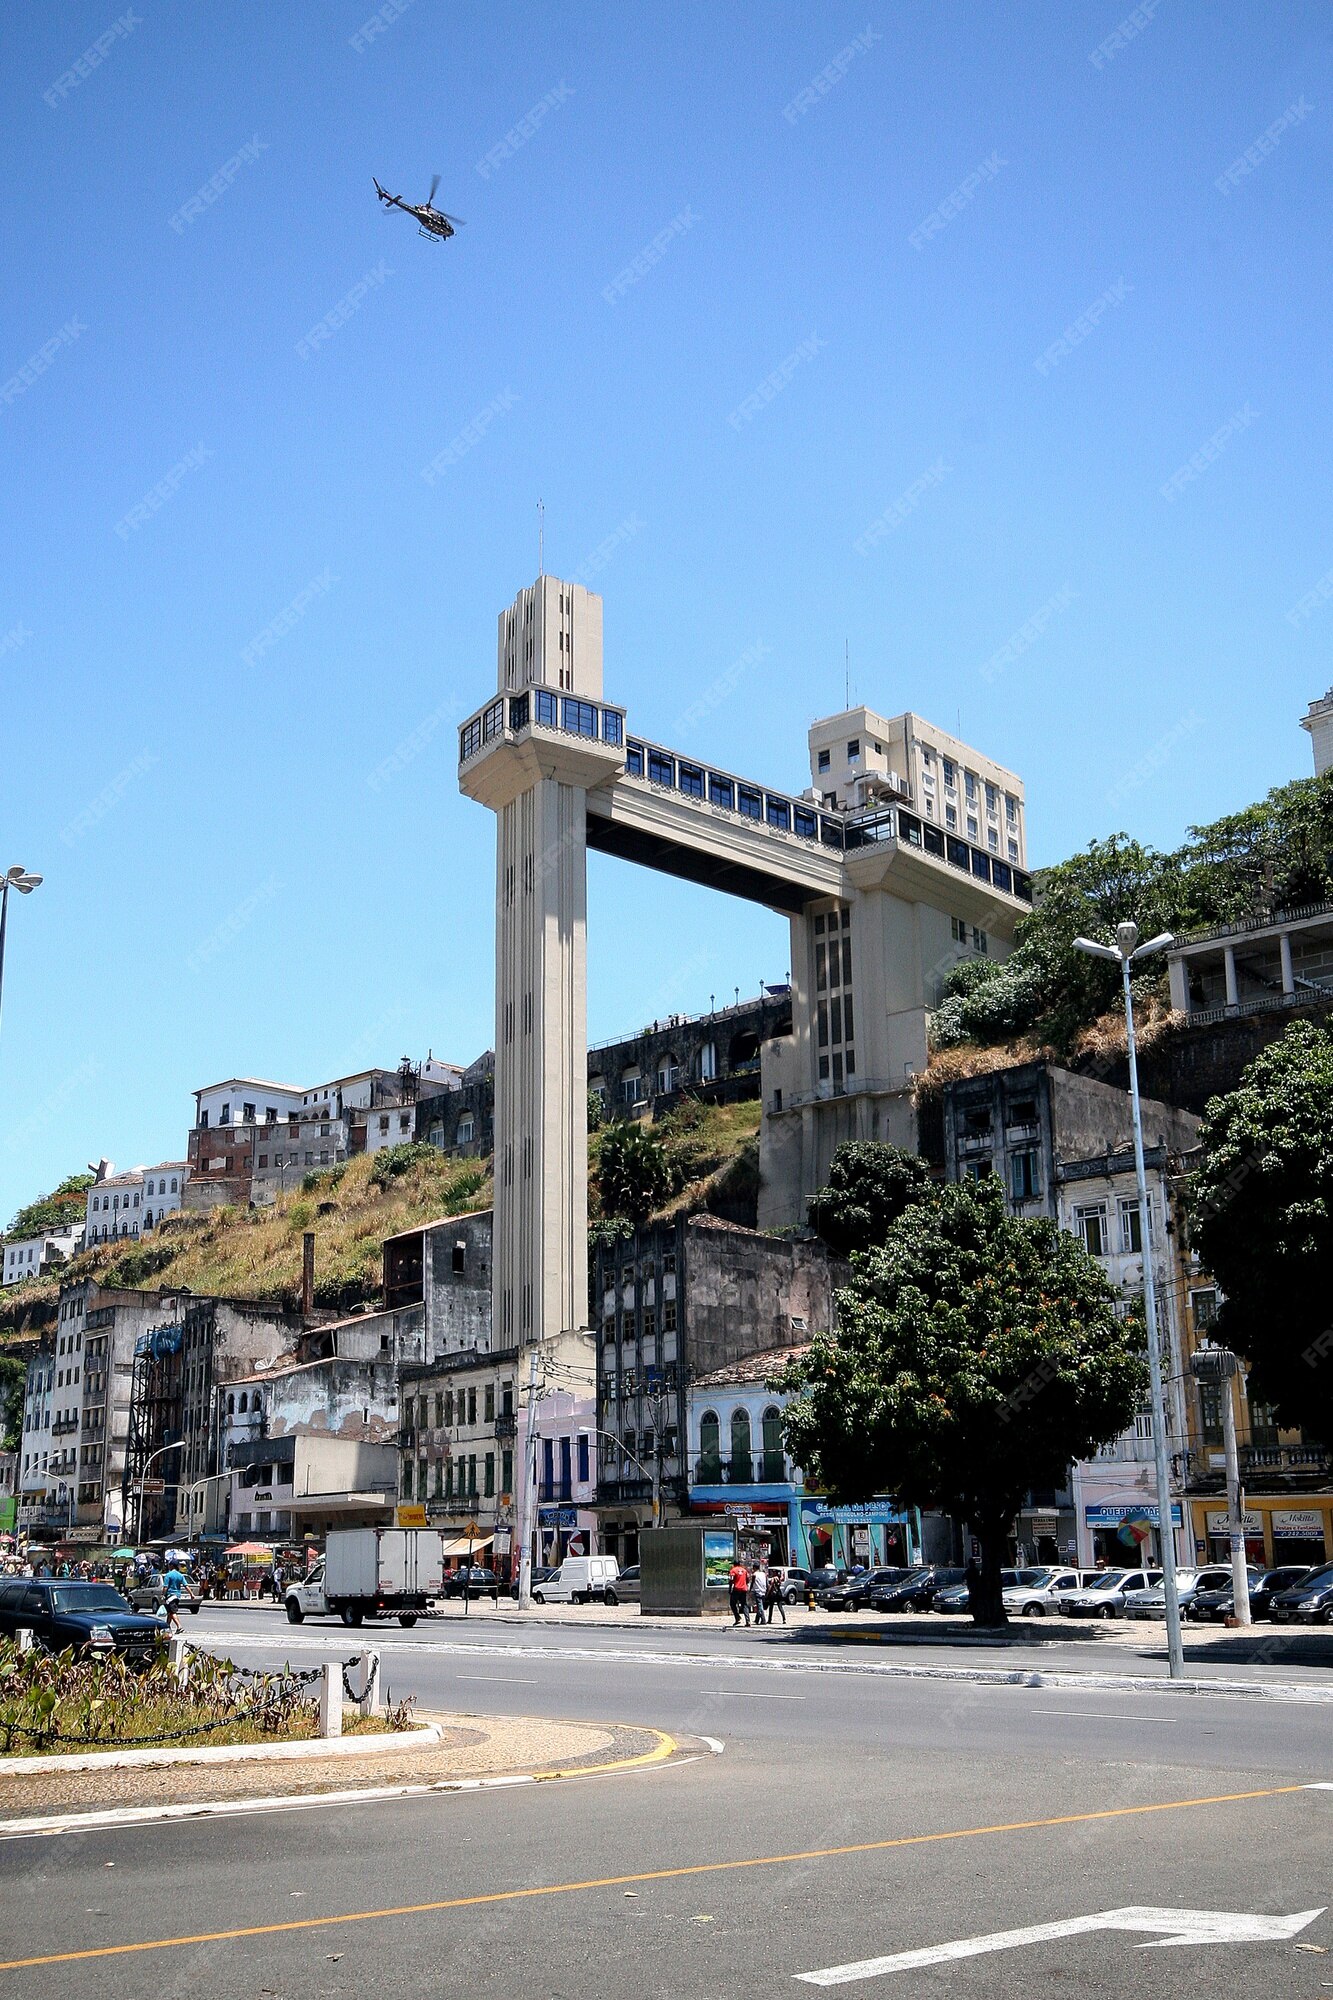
[0,865,43,1044]
[578,1426,659,1528]
[1190,1345,1252,1626]
[1073,921,1185,1680]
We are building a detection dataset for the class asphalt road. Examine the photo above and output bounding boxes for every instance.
[1,1606,1329,1999]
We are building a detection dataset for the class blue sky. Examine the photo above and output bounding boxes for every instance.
[2,1,1331,1226]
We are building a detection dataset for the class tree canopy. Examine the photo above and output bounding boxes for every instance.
[806,1141,935,1256]
[778,1175,1147,1624]
[1189,1020,1333,1446]
[5,1173,93,1244]
[932,771,1333,1055]
[594,1121,678,1226]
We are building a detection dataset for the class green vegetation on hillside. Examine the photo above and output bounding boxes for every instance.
[4,1173,93,1243]
[932,771,1333,1057]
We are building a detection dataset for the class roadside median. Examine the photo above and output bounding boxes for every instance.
[0,1713,685,1831]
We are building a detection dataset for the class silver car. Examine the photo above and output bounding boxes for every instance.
[1001,1566,1094,1617]
[1123,1566,1230,1620]
[1058,1569,1164,1618]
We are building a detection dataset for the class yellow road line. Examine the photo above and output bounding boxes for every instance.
[0,1783,1311,1973]
[531,1727,678,1782]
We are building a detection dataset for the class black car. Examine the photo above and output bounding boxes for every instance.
[819,1567,910,1612]
[444,1565,501,1604]
[1269,1561,1333,1624]
[0,1577,164,1663]
[869,1567,939,1613]
[802,1565,848,1599]
[1188,1565,1309,1623]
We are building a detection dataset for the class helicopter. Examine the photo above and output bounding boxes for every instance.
[373,174,465,242]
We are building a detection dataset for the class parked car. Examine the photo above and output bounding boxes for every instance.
[802,1566,848,1599]
[1124,1567,1226,1620]
[934,1569,1020,1613]
[1000,1567,1092,1617]
[1058,1569,1163,1618]
[532,1555,621,1605]
[614,1564,641,1602]
[818,1567,909,1612]
[126,1571,203,1616]
[868,1568,940,1613]
[1269,1561,1333,1624]
[774,1567,810,1605]
[511,1566,559,1600]
[0,1577,164,1664]
[443,1565,502,1604]
[1188,1566,1308,1623]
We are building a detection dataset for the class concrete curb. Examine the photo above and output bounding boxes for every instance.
[0,1719,441,1777]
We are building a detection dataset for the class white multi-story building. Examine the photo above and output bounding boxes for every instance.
[807,706,1027,868]
[2,1223,83,1286]
[140,1162,189,1231]
[84,1170,145,1244]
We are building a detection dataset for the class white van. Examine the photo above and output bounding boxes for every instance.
[532,1555,620,1605]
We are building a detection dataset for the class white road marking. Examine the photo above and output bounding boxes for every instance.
[1033,1710,1173,1722]
[456,1675,538,1683]
[797,1905,1327,1985]
[704,1690,807,1699]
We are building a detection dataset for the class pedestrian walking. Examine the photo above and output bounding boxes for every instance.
[728,1559,750,1626]
[765,1568,786,1624]
[750,1563,768,1628]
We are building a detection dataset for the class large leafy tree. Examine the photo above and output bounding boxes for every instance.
[1189,1020,1333,1446]
[778,1176,1146,1625]
[806,1141,935,1255]
[595,1121,677,1226]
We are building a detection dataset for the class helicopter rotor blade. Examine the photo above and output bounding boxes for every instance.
[427,174,441,207]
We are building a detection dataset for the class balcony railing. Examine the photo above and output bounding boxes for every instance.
[1180,1444,1328,1486]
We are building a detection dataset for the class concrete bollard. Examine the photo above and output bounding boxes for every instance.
[168,1634,190,1685]
[319,1660,342,1739]
[14,1628,31,1655]
[357,1648,381,1718]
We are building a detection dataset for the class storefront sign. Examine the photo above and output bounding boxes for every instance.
[1272,1509,1326,1540]
[799,1499,907,1527]
[539,1505,579,1528]
[396,1504,427,1528]
[1204,1509,1263,1537]
[1084,1502,1182,1528]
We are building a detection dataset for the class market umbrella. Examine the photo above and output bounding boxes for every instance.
[108,1548,138,1562]
[225,1542,273,1559]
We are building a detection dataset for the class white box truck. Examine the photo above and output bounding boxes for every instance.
[285,1528,447,1627]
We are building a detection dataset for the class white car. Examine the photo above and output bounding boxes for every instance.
[1001,1567,1095,1617]
[1057,1569,1164,1618]
[1123,1568,1229,1620]
[285,1559,327,1624]
[531,1555,620,1605]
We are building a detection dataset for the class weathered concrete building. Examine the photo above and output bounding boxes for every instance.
[591,1213,841,1567]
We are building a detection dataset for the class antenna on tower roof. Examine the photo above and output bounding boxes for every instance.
[538,498,545,577]
[845,638,850,711]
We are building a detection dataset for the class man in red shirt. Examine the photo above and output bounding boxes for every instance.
[729,1559,750,1626]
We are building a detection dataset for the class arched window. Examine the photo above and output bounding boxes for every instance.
[239,1392,248,1413]
[698,1410,721,1482]
[761,1405,784,1482]
[729,1407,753,1484]
[227,1394,235,1415]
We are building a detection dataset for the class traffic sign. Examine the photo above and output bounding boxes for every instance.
[464,1518,479,1539]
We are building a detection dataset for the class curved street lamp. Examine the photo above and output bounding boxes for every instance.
[1072,920,1183,1679]
[0,865,42,1044]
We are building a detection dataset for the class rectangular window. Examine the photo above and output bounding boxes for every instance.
[1076,1206,1107,1256]
[816,941,827,991]
[708,774,735,810]
[534,688,558,726]
[817,1002,829,1048]
[1006,795,1018,824]
[484,1452,495,1497]
[737,785,762,821]
[847,738,860,759]
[678,762,704,798]
[1010,1150,1041,1202]
[765,796,791,830]
[964,772,977,802]
[626,742,644,777]
[942,758,955,787]
[794,805,817,840]
[945,804,957,830]
[577,1434,590,1483]
[484,1384,495,1423]
[601,708,623,746]
[985,782,998,813]
[1119,1199,1144,1254]
[817,748,831,772]
[648,748,675,786]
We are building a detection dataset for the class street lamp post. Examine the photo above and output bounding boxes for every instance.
[134,1440,181,1547]
[1072,921,1185,1681]
[0,865,43,1044]
[578,1425,659,1528]
[1190,1346,1252,1627]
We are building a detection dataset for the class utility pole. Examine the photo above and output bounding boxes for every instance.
[1191,1345,1251,1626]
[514,1346,541,1609]
[1073,921,1184,1679]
